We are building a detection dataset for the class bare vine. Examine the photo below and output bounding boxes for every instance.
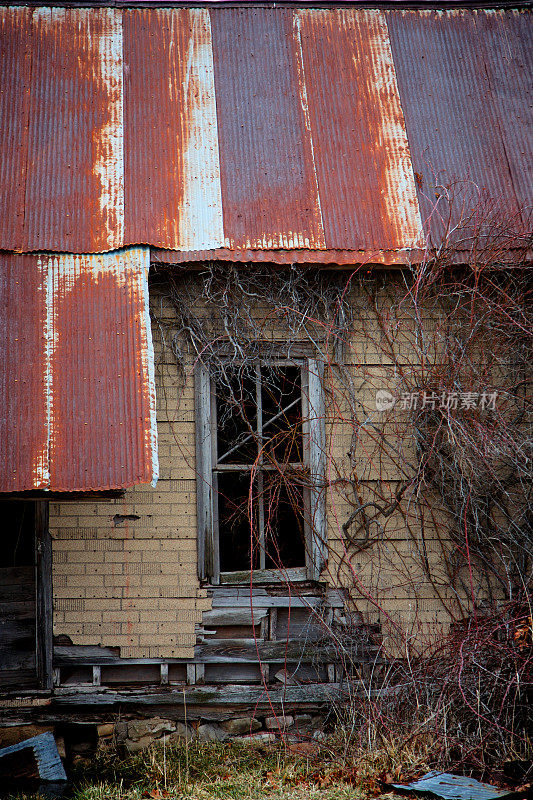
[150,192,532,772]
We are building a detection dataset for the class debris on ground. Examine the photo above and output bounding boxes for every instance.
[390,772,528,800]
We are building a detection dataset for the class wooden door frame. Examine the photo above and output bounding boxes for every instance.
[35,501,52,690]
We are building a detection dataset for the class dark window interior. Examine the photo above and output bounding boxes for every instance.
[262,366,303,462]
[215,364,306,573]
[218,472,260,572]
[263,480,305,569]
[216,371,257,464]
[0,501,35,567]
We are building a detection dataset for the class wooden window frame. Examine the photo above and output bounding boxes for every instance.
[195,357,326,585]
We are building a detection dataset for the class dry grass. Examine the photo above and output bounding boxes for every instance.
[7,738,400,800]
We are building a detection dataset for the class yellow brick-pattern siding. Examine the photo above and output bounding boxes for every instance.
[50,278,490,659]
[50,307,207,658]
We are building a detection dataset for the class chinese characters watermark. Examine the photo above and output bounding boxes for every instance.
[375,389,498,412]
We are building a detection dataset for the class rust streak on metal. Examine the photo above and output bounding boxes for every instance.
[21,8,123,252]
[48,249,156,491]
[0,255,49,491]
[367,11,423,247]
[210,7,325,250]
[296,8,423,250]
[178,9,224,249]
[0,249,157,492]
[0,7,32,250]
[124,9,185,248]
[124,9,223,250]
[91,8,124,251]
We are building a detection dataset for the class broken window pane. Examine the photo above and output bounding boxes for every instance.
[261,366,303,462]
[216,370,257,464]
[218,472,260,572]
[263,479,306,569]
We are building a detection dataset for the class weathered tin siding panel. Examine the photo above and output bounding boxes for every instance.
[295,9,422,251]
[22,8,124,252]
[124,9,223,251]
[210,8,325,250]
[473,10,533,221]
[386,9,532,240]
[48,249,156,491]
[0,248,157,492]
[0,255,49,491]
[0,8,32,250]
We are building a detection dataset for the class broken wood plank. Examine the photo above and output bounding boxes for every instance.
[52,682,348,708]
[54,645,121,665]
[202,609,268,626]
[194,638,333,663]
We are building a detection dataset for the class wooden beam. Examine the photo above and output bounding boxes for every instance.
[195,362,216,582]
[35,501,52,691]
[201,609,268,627]
[194,638,343,663]
[54,645,121,665]
[52,682,348,708]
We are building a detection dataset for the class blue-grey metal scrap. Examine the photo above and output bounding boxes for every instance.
[392,772,518,800]
[0,731,67,782]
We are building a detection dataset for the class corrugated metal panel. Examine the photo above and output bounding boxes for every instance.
[17,8,123,252]
[0,247,158,492]
[48,248,157,490]
[0,8,32,250]
[210,7,325,250]
[0,7,531,257]
[0,254,49,491]
[386,8,532,241]
[124,8,224,250]
[295,8,422,250]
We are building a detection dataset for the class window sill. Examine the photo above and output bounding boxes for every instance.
[219,567,308,585]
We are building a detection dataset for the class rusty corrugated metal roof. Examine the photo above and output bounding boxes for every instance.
[0,247,158,492]
[124,8,224,250]
[210,7,325,250]
[387,8,533,243]
[0,6,530,257]
[295,8,422,249]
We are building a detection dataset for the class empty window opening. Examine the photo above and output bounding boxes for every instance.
[215,364,307,574]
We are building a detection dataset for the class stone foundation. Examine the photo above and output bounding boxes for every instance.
[0,713,328,769]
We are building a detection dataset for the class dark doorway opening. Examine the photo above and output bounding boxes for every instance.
[0,501,51,690]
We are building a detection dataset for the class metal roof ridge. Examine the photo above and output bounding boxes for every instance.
[2,1,531,9]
